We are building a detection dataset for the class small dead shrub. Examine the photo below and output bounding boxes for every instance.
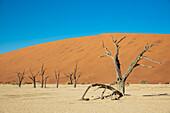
[139,80,148,84]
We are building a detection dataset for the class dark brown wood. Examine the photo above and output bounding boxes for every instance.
[40,63,46,88]
[54,69,60,88]
[27,68,39,88]
[65,73,73,84]
[16,70,25,87]
[73,60,81,88]
[44,75,49,88]
[81,84,123,101]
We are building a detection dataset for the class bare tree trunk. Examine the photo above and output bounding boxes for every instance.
[57,80,59,88]
[27,68,39,88]
[40,63,46,88]
[117,81,125,95]
[65,73,73,84]
[33,78,36,88]
[73,74,81,88]
[19,81,22,87]
[65,61,81,87]
[41,75,44,88]
[70,76,73,84]
[54,69,60,88]
[44,75,49,88]
[74,80,76,88]
[16,70,25,88]
[44,79,47,88]
[73,60,81,88]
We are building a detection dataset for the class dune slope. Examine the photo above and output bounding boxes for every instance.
[0,33,170,84]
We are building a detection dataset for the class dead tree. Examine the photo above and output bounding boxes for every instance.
[16,70,25,87]
[27,68,39,88]
[65,73,73,84]
[44,75,49,88]
[54,69,60,88]
[73,60,81,88]
[99,36,163,95]
[40,63,46,88]
[82,83,123,101]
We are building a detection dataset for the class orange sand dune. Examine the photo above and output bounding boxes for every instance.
[0,33,170,84]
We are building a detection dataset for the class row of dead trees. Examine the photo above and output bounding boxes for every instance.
[16,61,81,88]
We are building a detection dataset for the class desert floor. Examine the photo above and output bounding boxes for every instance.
[0,84,170,113]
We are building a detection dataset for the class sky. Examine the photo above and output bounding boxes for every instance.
[0,0,170,54]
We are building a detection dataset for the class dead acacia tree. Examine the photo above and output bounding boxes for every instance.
[44,75,49,88]
[54,69,60,88]
[65,73,73,84]
[16,70,25,87]
[73,60,81,88]
[98,36,163,95]
[27,68,39,88]
[40,63,46,88]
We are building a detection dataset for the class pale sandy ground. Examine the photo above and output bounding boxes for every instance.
[0,84,170,113]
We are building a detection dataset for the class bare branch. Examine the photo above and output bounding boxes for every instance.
[41,63,44,72]
[16,70,25,87]
[138,64,154,68]
[99,36,126,81]
[30,68,34,76]
[102,40,105,48]
[54,69,60,88]
[26,75,34,81]
[98,54,109,58]
[101,86,107,99]
[28,68,39,88]
[22,69,25,76]
[101,40,113,57]
[44,76,49,80]
[35,71,40,77]
[76,73,81,81]
[65,73,73,84]
[144,43,155,50]
[16,72,20,80]
[140,56,163,64]
[111,35,116,43]
[42,68,46,75]
[81,84,123,101]
[54,70,57,79]
[40,63,46,88]
[111,36,123,80]
[123,43,162,82]
[44,75,49,88]
[72,60,81,88]
[116,36,126,45]
[144,43,148,49]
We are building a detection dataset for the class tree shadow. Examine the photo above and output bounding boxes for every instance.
[143,93,170,97]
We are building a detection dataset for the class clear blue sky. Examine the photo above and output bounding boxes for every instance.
[0,0,170,54]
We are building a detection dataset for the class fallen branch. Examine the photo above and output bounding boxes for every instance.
[81,83,123,101]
